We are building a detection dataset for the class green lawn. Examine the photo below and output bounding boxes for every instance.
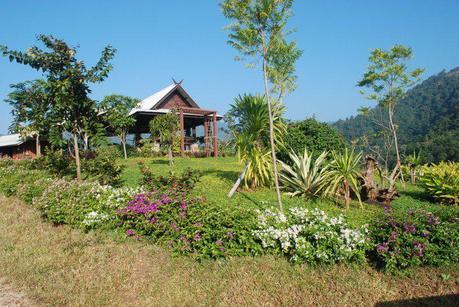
[119,156,444,227]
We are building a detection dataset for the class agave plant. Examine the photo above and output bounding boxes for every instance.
[324,148,363,208]
[279,149,329,198]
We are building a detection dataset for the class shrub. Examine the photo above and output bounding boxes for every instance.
[138,162,201,193]
[278,118,345,164]
[419,162,459,205]
[279,149,329,198]
[253,207,369,265]
[0,163,51,200]
[117,188,261,260]
[33,149,75,177]
[82,146,124,186]
[369,206,459,271]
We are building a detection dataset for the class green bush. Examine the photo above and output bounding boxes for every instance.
[278,118,345,164]
[138,162,201,193]
[369,206,459,271]
[419,162,459,205]
[33,149,75,177]
[0,163,51,200]
[82,146,124,186]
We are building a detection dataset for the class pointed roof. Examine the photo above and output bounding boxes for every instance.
[133,83,200,112]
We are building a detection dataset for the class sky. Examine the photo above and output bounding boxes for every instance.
[0,0,458,134]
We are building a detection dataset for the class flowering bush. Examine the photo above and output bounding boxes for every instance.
[369,206,459,271]
[253,207,369,264]
[117,188,261,260]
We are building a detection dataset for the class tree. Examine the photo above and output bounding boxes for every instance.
[5,80,52,157]
[1,35,116,180]
[149,111,179,167]
[101,95,139,159]
[226,94,286,193]
[357,45,423,193]
[221,0,302,211]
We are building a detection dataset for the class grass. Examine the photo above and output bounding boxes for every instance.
[1,196,458,306]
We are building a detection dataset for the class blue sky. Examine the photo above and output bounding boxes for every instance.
[1,0,458,134]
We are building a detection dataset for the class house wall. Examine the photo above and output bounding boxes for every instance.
[0,141,44,160]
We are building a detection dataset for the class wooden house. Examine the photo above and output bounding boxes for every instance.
[0,134,46,160]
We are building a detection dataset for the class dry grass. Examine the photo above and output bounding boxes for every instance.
[0,196,458,306]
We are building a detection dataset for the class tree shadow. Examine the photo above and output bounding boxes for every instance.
[399,189,431,203]
[375,294,458,307]
[200,169,240,182]
[239,192,264,207]
[149,159,169,165]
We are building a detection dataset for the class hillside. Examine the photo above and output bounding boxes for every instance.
[333,67,459,163]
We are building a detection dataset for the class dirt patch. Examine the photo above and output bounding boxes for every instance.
[0,278,34,307]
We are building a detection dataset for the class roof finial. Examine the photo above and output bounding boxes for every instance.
[172,78,183,85]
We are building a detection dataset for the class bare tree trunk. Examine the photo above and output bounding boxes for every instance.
[121,130,128,160]
[73,132,82,181]
[344,181,351,209]
[83,132,89,151]
[36,134,41,157]
[168,146,173,168]
[388,103,404,183]
[261,32,283,212]
[228,163,249,198]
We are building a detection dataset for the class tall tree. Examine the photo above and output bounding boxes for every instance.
[5,80,52,157]
[149,111,180,168]
[358,45,423,191]
[101,94,139,159]
[221,0,302,211]
[1,35,116,180]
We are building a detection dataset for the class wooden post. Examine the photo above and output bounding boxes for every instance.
[204,118,209,157]
[180,108,185,157]
[213,112,218,157]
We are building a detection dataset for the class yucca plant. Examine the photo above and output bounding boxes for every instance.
[419,162,459,205]
[279,149,329,198]
[325,148,363,208]
[227,94,286,190]
[405,151,422,184]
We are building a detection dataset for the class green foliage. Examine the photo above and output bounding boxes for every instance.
[33,149,75,177]
[325,148,363,208]
[279,149,329,198]
[100,94,140,159]
[221,0,302,98]
[279,118,345,163]
[149,111,180,166]
[82,146,124,186]
[226,94,286,188]
[369,207,459,271]
[419,162,459,205]
[138,161,201,193]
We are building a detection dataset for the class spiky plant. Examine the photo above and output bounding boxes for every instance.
[279,149,329,198]
[325,148,363,208]
[227,94,286,189]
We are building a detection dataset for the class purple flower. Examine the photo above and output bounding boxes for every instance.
[171,222,180,232]
[413,241,425,257]
[193,233,201,241]
[219,247,225,252]
[126,229,135,236]
[427,214,440,225]
[227,231,234,240]
[389,231,398,242]
[403,222,416,234]
[376,242,389,254]
[215,240,224,246]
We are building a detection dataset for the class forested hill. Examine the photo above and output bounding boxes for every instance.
[333,67,459,163]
